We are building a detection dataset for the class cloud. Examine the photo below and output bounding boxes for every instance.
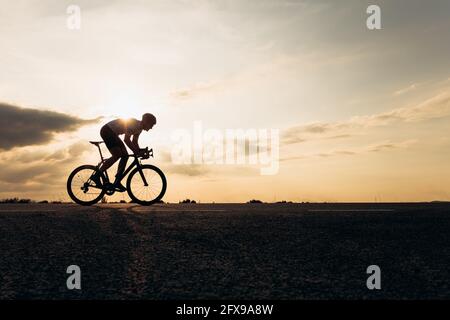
[364,140,417,153]
[394,83,421,96]
[0,141,91,186]
[158,150,259,177]
[44,142,91,161]
[0,102,100,150]
[282,89,450,144]
[281,139,417,162]
[170,81,221,100]
[165,164,210,177]
[0,141,94,200]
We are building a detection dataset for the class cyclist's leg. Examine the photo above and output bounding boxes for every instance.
[114,144,128,184]
[99,125,123,173]
[89,146,120,187]
[90,126,123,187]
[99,147,121,172]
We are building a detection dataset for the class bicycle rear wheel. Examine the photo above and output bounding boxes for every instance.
[67,165,106,206]
[127,164,167,205]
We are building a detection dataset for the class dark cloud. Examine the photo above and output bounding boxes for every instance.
[0,102,100,150]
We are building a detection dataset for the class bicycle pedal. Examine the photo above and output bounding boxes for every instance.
[114,185,127,192]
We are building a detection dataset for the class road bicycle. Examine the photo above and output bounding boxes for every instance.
[67,141,167,206]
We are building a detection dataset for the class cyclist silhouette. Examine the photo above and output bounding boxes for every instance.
[91,113,156,191]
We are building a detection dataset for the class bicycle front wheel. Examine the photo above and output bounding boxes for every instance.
[126,164,167,205]
[67,165,106,206]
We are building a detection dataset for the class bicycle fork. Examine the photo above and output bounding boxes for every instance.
[137,165,149,186]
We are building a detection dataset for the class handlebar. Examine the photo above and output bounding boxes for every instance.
[129,147,153,159]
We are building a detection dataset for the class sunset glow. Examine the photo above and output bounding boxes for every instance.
[1,0,450,203]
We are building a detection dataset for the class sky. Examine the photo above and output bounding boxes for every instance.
[1,0,450,202]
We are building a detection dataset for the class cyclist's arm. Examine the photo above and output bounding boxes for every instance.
[124,133,141,154]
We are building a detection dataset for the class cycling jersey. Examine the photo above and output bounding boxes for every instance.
[106,118,143,136]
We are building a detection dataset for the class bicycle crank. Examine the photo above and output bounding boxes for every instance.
[104,183,116,196]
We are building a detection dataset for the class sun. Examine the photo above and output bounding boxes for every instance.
[100,85,164,122]
[106,90,144,119]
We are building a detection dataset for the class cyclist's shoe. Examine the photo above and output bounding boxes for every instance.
[90,172,103,188]
[114,182,127,193]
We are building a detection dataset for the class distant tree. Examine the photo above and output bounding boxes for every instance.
[179,199,196,204]
[0,198,34,204]
[247,199,263,204]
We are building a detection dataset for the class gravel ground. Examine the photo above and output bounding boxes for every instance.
[0,202,449,299]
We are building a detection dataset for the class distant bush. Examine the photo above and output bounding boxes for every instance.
[120,200,127,203]
[0,198,34,204]
[247,199,263,204]
[179,199,196,204]
[275,200,293,204]
[38,200,49,204]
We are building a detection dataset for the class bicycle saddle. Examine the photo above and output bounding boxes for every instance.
[89,141,104,146]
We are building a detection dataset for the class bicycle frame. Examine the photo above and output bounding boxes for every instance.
[116,155,149,186]
[92,143,150,187]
